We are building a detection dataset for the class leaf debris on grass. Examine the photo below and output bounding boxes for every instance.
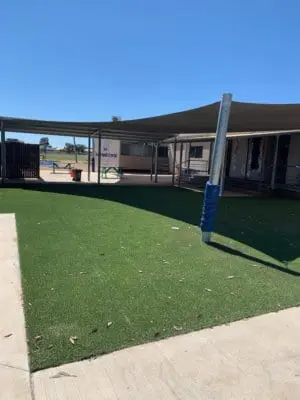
[107,321,113,328]
[69,336,78,345]
[205,288,212,292]
[227,275,235,279]
[173,325,182,331]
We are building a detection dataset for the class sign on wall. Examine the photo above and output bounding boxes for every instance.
[93,139,120,168]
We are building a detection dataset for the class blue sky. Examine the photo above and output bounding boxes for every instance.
[1,0,299,146]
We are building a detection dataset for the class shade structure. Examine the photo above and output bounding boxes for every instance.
[2,100,300,140]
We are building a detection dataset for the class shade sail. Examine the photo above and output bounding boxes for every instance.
[2,100,300,140]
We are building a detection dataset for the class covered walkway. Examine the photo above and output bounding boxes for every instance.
[2,97,300,187]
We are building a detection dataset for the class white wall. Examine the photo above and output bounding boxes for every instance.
[169,141,211,175]
[93,139,120,169]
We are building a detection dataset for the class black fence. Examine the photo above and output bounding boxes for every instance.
[0,142,40,179]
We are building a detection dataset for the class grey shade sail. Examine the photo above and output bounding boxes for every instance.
[2,100,300,140]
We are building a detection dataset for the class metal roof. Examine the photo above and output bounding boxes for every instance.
[2,100,300,141]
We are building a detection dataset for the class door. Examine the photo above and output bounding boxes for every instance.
[276,135,291,184]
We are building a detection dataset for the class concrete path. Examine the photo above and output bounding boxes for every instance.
[0,214,31,400]
[33,307,300,400]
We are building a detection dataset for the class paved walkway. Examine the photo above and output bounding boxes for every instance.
[32,307,300,400]
[0,214,31,400]
[1,213,299,399]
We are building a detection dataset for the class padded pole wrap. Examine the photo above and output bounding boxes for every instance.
[200,182,220,233]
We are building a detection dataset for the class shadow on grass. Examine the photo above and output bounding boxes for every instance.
[3,182,300,270]
[209,242,300,277]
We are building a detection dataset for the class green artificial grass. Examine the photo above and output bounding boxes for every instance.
[41,151,88,163]
[0,184,299,371]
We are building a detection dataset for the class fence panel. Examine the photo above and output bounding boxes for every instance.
[0,142,40,179]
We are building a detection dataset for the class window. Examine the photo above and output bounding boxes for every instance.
[189,146,203,158]
[158,146,168,158]
[121,142,152,157]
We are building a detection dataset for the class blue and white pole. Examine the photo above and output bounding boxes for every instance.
[201,93,232,243]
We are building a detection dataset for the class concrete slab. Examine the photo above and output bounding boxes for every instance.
[33,307,300,400]
[0,365,31,400]
[0,214,31,400]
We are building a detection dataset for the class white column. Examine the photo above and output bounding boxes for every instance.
[219,140,228,197]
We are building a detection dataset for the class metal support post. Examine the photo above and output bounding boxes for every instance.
[88,136,91,182]
[201,93,232,243]
[172,139,177,186]
[154,142,159,183]
[178,142,183,187]
[208,140,214,175]
[187,142,191,172]
[1,121,6,180]
[271,135,279,190]
[97,132,101,185]
[258,137,267,192]
[150,143,154,181]
[219,140,228,197]
[244,138,250,179]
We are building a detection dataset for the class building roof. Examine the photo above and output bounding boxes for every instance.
[2,100,300,141]
[164,130,300,143]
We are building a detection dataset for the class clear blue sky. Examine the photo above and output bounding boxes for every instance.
[1,0,299,146]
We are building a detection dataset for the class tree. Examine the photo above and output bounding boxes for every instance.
[112,116,121,122]
[39,137,49,158]
[76,144,86,154]
[73,137,78,163]
[64,143,74,153]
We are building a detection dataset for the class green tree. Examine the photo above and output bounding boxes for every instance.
[64,143,74,153]
[76,144,86,154]
[39,137,49,159]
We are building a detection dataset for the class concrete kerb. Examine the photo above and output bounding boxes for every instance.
[0,214,32,400]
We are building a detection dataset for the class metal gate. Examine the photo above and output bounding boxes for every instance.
[0,142,40,179]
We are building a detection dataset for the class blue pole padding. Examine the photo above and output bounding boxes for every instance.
[200,181,220,233]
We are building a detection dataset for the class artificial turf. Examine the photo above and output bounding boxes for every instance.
[0,184,299,371]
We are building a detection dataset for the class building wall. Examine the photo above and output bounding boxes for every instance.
[169,141,211,175]
[120,155,168,172]
[93,138,120,169]
[286,134,300,187]
[229,138,248,178]
[93,140,169,172]
[229,137,264,181]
